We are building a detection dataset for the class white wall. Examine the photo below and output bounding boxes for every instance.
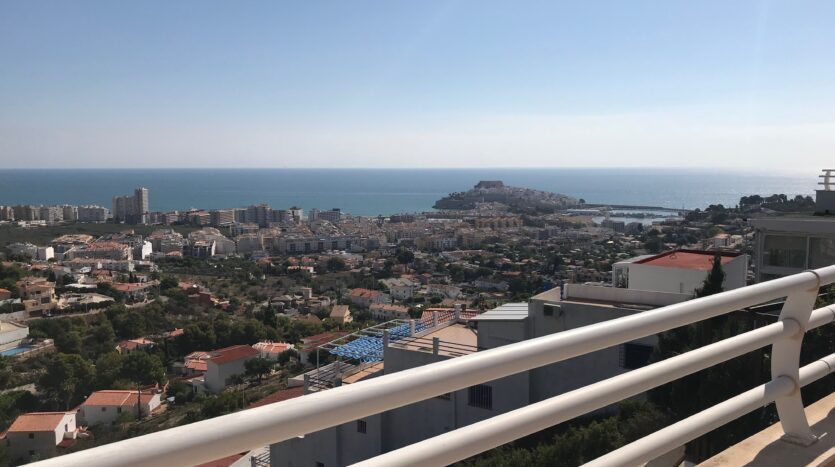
[6,413,75,463]
[206,359,251,393]
[79,394,161,425]
[626,255,747,295]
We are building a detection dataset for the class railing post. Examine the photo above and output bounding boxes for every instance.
[383,329,390,347]
[432,311,438,328]
[409,319,416,337]
[771,271,821,445]
[433,337,440,356]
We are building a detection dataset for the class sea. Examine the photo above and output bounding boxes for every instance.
[0,168,816,217]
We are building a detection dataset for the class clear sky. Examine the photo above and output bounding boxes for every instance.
[2,1,835,170]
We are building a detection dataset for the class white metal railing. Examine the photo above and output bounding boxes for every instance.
[33,265,835,467]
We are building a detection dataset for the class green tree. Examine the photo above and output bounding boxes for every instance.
[245,357,273,382]
[88,320,118,357]
[54,331,83,354]
[696,253,725,298]
[326,257,347,272]
[120,352,165,419]
[395,248,415,265]
[94,352,125,389]
[38,353,95,410]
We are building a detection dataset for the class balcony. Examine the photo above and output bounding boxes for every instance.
[32,264,835,467]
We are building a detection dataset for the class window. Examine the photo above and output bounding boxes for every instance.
[763,235,807,268]
[29,450,36,456]
[543,304,559,317]
[28,433,34,439]
[468,384,493,410]
[356,420,367,434]
[102,407,107,412]
[620,343,653,370]
[810,237,835,269]
[117,407,122,414]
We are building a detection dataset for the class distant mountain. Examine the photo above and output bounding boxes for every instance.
[433,181,578,212]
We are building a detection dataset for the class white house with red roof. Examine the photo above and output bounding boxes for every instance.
[346,288,389,308]
[77,390,161,426]
[204,345,260,393]
[116,337,155,354]
[2,412,77,463]
[612,249,747,295]
[252,341,293,361]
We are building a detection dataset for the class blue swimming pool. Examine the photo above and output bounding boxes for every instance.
[0,345,32,357]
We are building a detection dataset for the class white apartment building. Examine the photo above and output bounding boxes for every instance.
[77,205,109,223]
[379,278,420,300]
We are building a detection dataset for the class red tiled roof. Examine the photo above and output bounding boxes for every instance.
[207,345,259,365]
[194,453,246,467]
[348,288,382,298]
[634,250,739,271]
[185,360,208,372]
[8,412,71,432]
[300,332,348,352]
[247,386,305,409]
[118,338,155,350]
[82,390,156,407]
[252,342,293,354]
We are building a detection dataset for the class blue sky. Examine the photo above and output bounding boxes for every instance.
[2,1,835,170]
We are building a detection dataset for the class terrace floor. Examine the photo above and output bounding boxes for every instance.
[700,392,835,466]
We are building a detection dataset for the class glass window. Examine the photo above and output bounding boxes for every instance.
[467,384,493,410]
[763,235,807,268]
[810,238,835,269]
[356,420,367,434]
[620,343,653,370]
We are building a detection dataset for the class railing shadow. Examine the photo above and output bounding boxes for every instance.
[738,402,835,466]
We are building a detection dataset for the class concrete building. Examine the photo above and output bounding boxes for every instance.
[346,288,390,308]
[751,217,835,282]
[61,205,78,222]
[77,390,161,425]
[16,277,56,316]
[329,305,352,324]
[815,168,835,214]
[6,242,38,259]
[36,246,54,261]
[2,412,78,463]
[612,250,748,295]
[69,242,132,261]
[210,209,236,227]
[269,278,695,466]
[77,205,109,223]
[380,278,420,301]
[369,303,411,321]
[204,345,260,393]
[318,209,342,224]
[0,321,29,351]
[38,206,63,224]
[112,187,150,224]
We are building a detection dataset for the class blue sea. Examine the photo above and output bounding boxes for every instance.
[0,169,816,216]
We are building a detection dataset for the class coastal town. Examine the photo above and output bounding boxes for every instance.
[0,173,834,466]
